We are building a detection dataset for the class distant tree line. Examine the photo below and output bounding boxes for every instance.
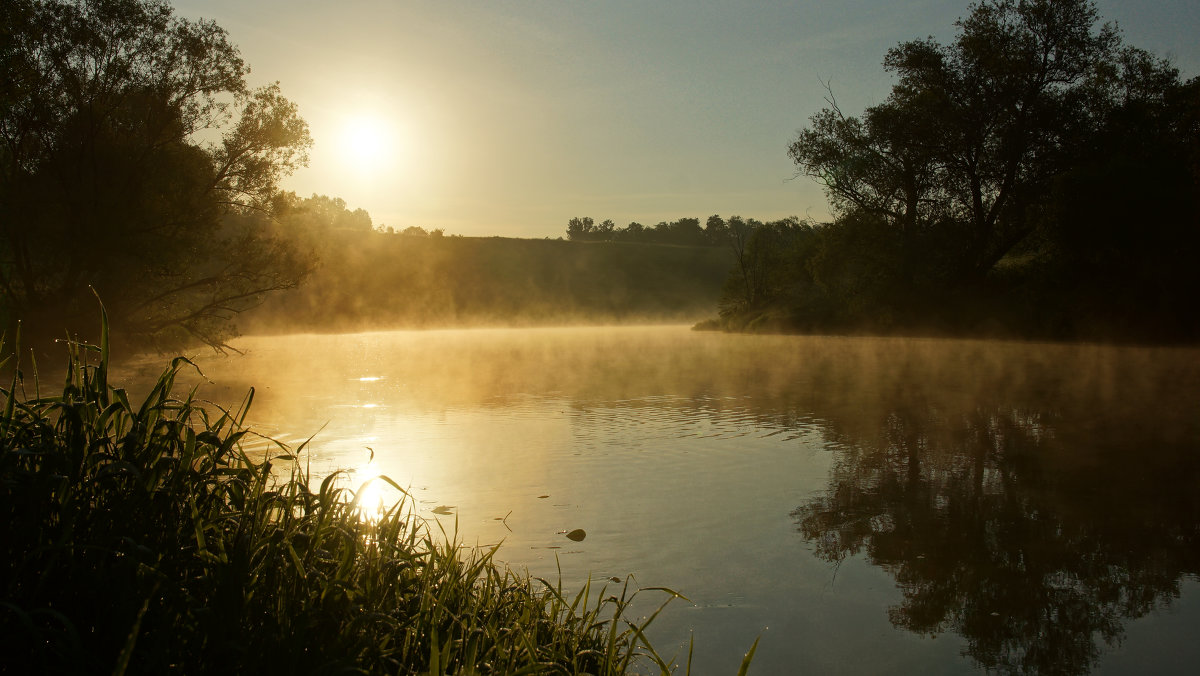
[566,214,799,248]
[379,225,447,238]
[708,0,1200,342]
[278,194,374,232]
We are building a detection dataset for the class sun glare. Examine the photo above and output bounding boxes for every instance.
[335,114,399,175]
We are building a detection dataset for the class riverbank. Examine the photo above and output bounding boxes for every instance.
[692,306,1200,348]
[0,328,685,674]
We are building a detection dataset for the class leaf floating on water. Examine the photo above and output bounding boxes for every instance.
[537,495,550,499]
[565,529,586,542]
[431,505,454,515]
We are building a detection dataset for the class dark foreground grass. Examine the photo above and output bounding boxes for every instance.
[0,318,725,674]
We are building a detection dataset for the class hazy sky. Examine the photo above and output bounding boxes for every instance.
[173,0,1200,238]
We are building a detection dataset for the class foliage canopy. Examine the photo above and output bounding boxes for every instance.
[789,0,1173,279]
[0,0,314,350]
[725,0,1200,340]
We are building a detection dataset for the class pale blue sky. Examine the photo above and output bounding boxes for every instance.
[173,1,1200,238]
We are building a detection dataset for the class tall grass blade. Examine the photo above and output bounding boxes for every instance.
[736,636,761,676]
[112,588,156,676]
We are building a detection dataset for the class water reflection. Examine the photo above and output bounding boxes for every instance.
[111,327,1200,673]
[793,356,1200,675]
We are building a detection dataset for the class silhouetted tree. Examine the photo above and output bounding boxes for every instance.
[277,194,372,232]
[668,217,705,246]
[566,216,594,241]
[719,0,1200,340]
[789,0,1172,284]
[719,216,757,309]
[646,221,669,244]
[619,221,645,242]
[0,0,313,349]
[717,217,820,324]
[704,215,729,246]
[1034,68,1200,339]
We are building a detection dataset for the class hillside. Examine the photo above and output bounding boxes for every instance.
[244,232,732,334]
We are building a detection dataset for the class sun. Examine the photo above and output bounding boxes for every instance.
[335,114,399,174]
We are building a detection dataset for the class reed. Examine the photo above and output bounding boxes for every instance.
[0,312,686,674]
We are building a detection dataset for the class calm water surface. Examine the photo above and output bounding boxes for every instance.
[116,326,1200,675]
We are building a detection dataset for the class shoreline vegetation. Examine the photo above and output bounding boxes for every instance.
[0,316,754,675]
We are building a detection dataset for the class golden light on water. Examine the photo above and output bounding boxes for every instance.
[350,459,401,523]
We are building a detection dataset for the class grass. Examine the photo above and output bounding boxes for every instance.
[0,310,700,675]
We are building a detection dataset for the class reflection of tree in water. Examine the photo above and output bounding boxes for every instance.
[794,401,1200,675]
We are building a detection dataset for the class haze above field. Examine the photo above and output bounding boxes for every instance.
[171,0,1200,239]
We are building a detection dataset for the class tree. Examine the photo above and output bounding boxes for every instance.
[620,221,645,242]
[0,0,313,349]
[789,0,1173,284]
[276,194,372,233]
[704,214,729,245]
[718,216,758,312]
[650,221,672,244]
[718,217,818,322]
[1037,69,1200,339]
[668,217,705,246]
[565,216,594,240]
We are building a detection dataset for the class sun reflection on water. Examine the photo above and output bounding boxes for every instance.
[346,456,406,523]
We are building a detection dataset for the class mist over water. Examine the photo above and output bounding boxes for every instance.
[115,326,1200,674]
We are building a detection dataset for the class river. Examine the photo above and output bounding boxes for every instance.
[115,326,1200,675]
